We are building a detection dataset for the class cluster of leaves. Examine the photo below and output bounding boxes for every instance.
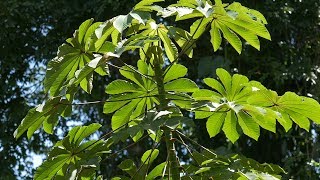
[34,123,109,180]
[13,0,320,179]
[193,68,320,143]
[184,149,285,179]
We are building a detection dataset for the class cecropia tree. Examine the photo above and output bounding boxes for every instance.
[15,0,320,179]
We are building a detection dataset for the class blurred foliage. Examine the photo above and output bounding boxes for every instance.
[0,0,319,179]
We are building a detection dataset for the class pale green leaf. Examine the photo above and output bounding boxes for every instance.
[192,89,221,101]
[84,22,102,51]
[44,45,83,96]
[164,78,198,92]
[164,64,188,83]
[206,112,226,137]
[168,27,194,58]
[274,108,293,132]
[203,78,227,96]
[222,19,260,50]
[277,92,320,124]
[78,18,94,44]
[106,80,142,94]
[285,109,310,131]
[210,21,222,52]
[238,111,260,140]
[73,55,109,94]
[218,22,242,54]
[244,106,276,133]
[248,9,268,24]
[231,74,249,100]
[232,15,271,40]
[216,68,232,95]
[158,28,178,62]
[195,111,214,119]
[222,111,239,143]
[120,66,145,89]
[95,20,115,50]
[247,90,278,107]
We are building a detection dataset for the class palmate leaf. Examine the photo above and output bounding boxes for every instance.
[157,0,271,54]
[248,91,320,132]
[185,150,285,179]
[45,19,113,96]
[193,68,320,143]
[104,61,197,133]
[104,60,158,130]
[14,97,70,139]
[34,123,110,180]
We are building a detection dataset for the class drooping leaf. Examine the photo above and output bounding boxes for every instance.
[34,154,71,180]
[222,111,239,143]
[14,97,70,139]
[210,21,222,52]
[206,112,226,137]
[158,27,178,62]
[237,111,260,141]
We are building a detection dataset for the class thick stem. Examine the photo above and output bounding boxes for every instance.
[152,46,180,180]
